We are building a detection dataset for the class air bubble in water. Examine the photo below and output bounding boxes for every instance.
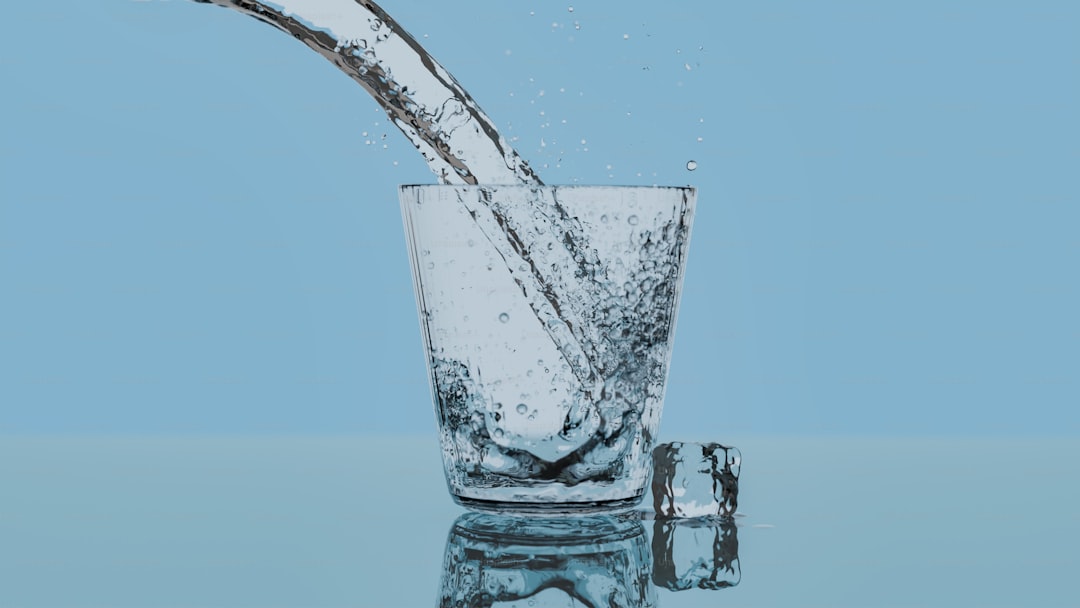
[499,312,510,323]
[516,403,528,414]
[686,160,698,171]
[493,428,504,438]
[628,214,639,225]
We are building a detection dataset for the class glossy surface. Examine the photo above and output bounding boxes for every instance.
[2,435,1076,606]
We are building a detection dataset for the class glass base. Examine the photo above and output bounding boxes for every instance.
[452,493,644,516]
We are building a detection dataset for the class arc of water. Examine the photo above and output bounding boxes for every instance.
[194,0,605,390]
[195,0,541,185]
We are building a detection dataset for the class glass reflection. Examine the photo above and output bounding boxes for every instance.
[651,517,740,591]
[439,512,655,607]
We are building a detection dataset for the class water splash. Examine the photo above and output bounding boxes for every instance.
[196,2,696,493]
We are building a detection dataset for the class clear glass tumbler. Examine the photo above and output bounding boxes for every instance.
[400,185,695,513]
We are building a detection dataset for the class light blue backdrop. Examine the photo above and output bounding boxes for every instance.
[1,1,1077,436]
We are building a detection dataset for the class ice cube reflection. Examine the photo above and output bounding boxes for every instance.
[651,517,740,591]
[439,512,654,607]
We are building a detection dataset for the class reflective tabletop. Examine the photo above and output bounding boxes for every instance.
[1,435,1076,607]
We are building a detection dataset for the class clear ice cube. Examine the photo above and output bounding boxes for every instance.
[651,442,740,518]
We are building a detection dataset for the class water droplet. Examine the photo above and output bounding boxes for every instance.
[567,6,574,12]
[526,369,534,377]
[499,312,510,323]
[516,403,528,414]
[627,214,639,225]
[600,214,609,223]
[426,261,435,270]
[686,160,698,171]
[494,402,503,410]
[493,428,504,438]
[684,63,692,71]
[463,315,469,322]
[623,33,630,40]
[696,136,703,142]
[467,239,475,247]
[574,21,581,30]
[528,413,536,420]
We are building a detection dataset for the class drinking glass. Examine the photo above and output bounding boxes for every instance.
[400,185,695,512]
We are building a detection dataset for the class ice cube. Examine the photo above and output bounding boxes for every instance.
[651,517,740,591]
[651,442,740,518]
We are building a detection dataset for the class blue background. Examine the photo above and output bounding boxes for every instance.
[2,0,1078,437]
